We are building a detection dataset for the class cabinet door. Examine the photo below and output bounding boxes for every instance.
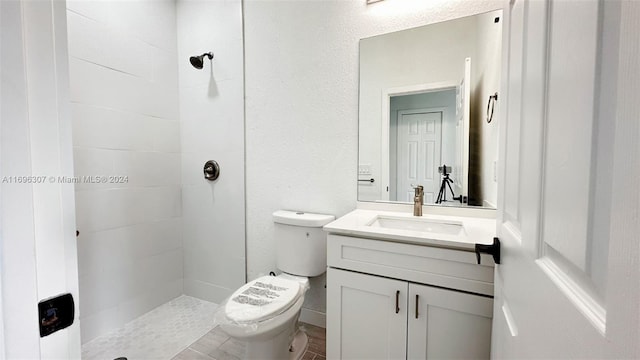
[407,283,493,359]
[327,268,408,360]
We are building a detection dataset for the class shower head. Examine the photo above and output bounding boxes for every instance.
[189,52,214,69]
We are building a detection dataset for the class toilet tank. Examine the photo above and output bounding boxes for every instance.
[273,210,335,277]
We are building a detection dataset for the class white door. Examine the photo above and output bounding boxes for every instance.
[454,58,471,198]
[1,1,81,358]
[396,111,442,203]
[327,268,408,360]
[408,283,493,360]
[491,0,639,358]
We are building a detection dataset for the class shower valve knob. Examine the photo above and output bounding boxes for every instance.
[203,160,220,181]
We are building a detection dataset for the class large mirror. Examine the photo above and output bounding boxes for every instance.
[358,10,502,208]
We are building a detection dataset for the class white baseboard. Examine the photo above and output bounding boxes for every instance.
[299,308,325,328]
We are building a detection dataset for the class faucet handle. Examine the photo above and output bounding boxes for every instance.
[411,184,424,196]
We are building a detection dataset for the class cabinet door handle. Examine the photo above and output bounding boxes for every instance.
[415,294,419,319]
[395,290,400,314]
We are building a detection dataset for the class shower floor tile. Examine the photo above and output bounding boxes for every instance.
[82,295,218,360]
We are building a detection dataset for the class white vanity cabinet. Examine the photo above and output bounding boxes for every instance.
[326,234,494,360]
[406,283,493,359]
[327,268,408,359]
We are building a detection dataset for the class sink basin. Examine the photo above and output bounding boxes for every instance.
[367,215,465,236]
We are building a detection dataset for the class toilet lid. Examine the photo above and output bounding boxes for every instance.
[225,276,301,323]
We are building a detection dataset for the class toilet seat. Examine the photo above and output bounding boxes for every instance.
[225,276,302,324]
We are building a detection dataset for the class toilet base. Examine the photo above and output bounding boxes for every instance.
[289,330,309,360]
[242,325,309,360]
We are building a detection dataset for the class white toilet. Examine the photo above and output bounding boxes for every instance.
[219,210,334,360]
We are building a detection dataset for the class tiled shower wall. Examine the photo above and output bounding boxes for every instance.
[66,0,182,343]
[176,0,246,303]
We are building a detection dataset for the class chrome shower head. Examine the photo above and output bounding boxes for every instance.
[189,52,213,69]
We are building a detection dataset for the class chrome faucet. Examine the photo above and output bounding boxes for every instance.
[413,185,424,216]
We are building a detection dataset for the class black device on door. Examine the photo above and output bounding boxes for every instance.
[38,293,75,337]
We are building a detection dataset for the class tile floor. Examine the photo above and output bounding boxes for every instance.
[81,295,219,360]
[299,323,327,360]
[80,294,326,360]
[173,322,326,360]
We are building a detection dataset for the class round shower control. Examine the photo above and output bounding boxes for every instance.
[203,160,220,181]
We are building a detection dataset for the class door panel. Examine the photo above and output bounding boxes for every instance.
[327,268,408,360]
[542,0,599,273]
[501,0,524,225]
[396,111,442,202]
[492,0,639,358]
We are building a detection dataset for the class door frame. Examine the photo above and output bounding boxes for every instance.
[1,0,81,357]
[381,81,458,201]
[0,233,4,360]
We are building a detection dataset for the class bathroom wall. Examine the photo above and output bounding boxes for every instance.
[66,0,182,342]
[470,10,502,208]
[176,0,246,303]
[244,0,502,325]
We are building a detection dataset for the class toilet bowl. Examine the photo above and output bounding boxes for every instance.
[218,210,334,360]
[220,275,308,359]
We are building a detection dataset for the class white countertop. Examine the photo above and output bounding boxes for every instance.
[323,209,496,251]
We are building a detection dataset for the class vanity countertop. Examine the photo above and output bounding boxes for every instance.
[323,209,496,251]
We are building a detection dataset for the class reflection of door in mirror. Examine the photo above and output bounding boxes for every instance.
[387,59,470,205]
[388,88,457,204]
[394,111,442,203]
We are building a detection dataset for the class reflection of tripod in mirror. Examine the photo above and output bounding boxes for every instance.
[435,165,460,204]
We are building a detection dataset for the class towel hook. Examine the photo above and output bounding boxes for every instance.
[486,92,498,123]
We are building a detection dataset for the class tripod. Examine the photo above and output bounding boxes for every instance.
[435,172,457,204]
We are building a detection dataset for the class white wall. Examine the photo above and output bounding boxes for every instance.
[66,0,183,343]
[176,0,246,304]
[244,0,502,325]
[1,0,81,357]
[470,10,502,208]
